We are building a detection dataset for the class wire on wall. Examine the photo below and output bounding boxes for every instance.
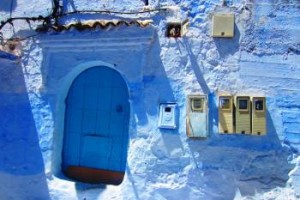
[0,0,166,43]
[10,0,14,18]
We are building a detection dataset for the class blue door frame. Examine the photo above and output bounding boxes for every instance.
[62,66,129,183]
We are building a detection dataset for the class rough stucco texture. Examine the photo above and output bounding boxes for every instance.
[0,0,300,199]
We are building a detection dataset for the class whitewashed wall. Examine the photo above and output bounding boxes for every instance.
[0,0,299,199]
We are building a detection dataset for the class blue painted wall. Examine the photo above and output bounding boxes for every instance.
[0,0,299,199]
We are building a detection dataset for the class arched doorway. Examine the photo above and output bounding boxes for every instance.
[62,66,130,185]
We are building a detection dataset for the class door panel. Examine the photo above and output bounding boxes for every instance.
[96,112,110,137]
[62,66,129,184]
[81,136,111,168]
[84,87,99,109]
[68,109,83,132]
[97,87,112,111]
[81,109,97,134]
[64,132,81,166]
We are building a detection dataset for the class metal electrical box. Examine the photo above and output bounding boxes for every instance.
[212,13,234,37]
[235,96,251,134]
[252,97,266,135]
[218,95,234,133]
[186,95,208,138]
[158,103,177,129]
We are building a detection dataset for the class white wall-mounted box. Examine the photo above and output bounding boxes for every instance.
[218,95,234,133]
[158,103,177,129]
[212,13,234,38]
[252,97,266,135]
[186,95,209,138]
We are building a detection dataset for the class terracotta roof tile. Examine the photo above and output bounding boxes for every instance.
[37,19,153,32]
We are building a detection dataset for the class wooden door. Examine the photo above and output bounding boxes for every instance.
[62,66,129,184]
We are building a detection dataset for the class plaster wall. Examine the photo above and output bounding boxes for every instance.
[0,0,300,199]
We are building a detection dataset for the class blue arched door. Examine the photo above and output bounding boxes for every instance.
[62,66,130,184]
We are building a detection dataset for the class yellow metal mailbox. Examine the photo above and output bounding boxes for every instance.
[218,95,234,133]
[235,96,251,134]
[252,97,266,135]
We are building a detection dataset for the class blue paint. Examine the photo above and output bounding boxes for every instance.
[0,50,18,60]
[62,66,130,173]
[0,60,45,176]
[0,0,299,198]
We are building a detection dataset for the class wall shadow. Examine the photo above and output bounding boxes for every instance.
[142,32,176,115]
[183,38,210,94]
[126,167,141,200]
[75,182,106,199]
[0,56,50,199]
[213,23,241,58]
[133,32,177,124]
[182,38,217,136]
[236,110,293,196]
[0,0,17,12]
[187,106,294,199]
[62,0,77,13]
[128,32,185,199]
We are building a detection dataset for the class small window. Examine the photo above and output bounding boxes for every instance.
[165,107,171,112]
[191,98,203,111]
[220,97,231,110]
[254,99,264,111]
[238,99,248,111]
[166,23,181,37]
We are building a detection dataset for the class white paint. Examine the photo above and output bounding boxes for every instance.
[0,0,299,199]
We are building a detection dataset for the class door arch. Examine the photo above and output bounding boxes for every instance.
[62,66,130,185]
